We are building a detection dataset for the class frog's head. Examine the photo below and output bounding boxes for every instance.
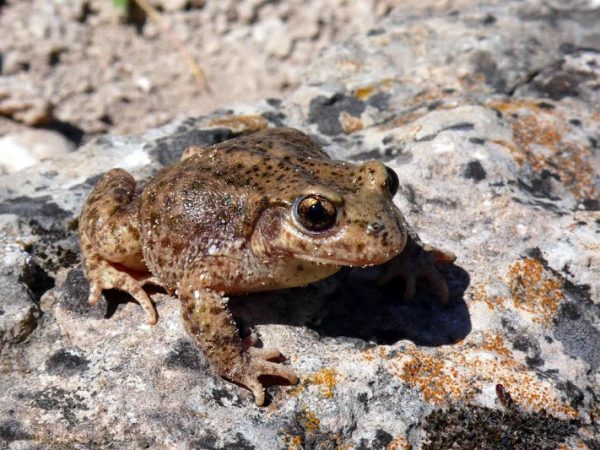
[253,159,407,267]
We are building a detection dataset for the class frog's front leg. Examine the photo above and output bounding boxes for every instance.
[79,168,158,324]
[179,267,299,406]
[377,228,456,305]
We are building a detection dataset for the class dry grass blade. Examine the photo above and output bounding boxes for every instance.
[131,0,212,93]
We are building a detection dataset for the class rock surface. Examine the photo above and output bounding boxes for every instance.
[0,1,599,448]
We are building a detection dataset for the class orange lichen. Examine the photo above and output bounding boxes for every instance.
[487,100,598,201]
[381,336,578,418]
[286,435,303,450]
[398,349,473,404]
[308,368,339,399]
[353,78,396,101]
[299,408,321,433]
[470,282,506,310]
[387,436,412,450]
[482,333,513,360]
[354,85,376,100]
[508,257,565,325]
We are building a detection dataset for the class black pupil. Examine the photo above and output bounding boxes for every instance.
[307,202,326,222]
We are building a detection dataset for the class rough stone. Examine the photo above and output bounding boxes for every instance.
[0,1,598,448]
[0,75,53,126]
[0,129,75,174]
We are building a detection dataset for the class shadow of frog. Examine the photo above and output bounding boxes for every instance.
[230,262,471,347]
[91,259,471,348]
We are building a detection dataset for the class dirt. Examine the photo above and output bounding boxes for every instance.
[0,0,399,145]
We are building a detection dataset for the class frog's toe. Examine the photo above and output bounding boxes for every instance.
[249,346,282,360]
[241,356,299,406]
[377,250,451,305]
[420,265,450,305]
[246,377,266,406]
[85,261,158,324]
[251,358,299,385]
[88,281,103,306]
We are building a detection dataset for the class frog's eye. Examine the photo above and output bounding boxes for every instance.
[385,166,399,196]
[293,194,337,232]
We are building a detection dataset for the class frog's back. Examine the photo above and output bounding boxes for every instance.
[138,128,347,286]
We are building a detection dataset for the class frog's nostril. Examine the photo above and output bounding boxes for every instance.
[366,222,385,235]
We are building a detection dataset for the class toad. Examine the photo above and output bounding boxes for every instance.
[79,127,455,405]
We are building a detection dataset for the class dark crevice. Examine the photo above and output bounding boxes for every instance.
[507,68,543,97]
[19,259,55,305]
[41,120,86,147]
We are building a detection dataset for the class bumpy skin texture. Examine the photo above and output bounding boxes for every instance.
[79,127,455,405]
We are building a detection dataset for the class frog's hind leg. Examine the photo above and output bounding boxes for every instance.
[79,168,158,324]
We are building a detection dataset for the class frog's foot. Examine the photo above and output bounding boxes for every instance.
[86,257,158,325]
[235,348,299,406]
[377,243,456,305]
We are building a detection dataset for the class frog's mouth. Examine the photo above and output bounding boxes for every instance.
[292,251,396,268]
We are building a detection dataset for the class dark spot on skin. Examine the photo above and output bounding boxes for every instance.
[462,160,487,182]
[46,348,89,376]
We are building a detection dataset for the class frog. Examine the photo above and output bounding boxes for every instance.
[79,127,455,406]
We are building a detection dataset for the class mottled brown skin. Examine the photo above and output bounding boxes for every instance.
[79,127,455,405]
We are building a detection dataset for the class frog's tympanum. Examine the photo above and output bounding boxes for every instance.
[79,127,455,405]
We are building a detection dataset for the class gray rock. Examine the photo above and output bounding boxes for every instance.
[0,1,598,448]
[0,130,75,174]
[0,75,53,126]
